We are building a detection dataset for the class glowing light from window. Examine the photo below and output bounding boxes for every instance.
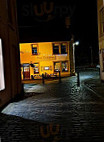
[44,67,49,70]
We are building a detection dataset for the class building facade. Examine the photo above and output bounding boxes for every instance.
[0,0,22,108]
[20,41,73,80]
[97,0,104,81]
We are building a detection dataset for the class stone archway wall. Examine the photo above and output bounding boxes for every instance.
[0,0,22,108]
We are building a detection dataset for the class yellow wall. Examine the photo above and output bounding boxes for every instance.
[97,0,104,81]
[97,0,104,50]
[20,41,70,79]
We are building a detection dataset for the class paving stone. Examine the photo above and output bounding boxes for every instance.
[1,69,104,142]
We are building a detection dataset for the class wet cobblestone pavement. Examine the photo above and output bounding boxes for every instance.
[1,69,104,142]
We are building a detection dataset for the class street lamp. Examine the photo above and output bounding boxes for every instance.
[73,41,79,72]
[73,41,79,46]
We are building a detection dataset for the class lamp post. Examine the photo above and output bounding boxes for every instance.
[73,41,80,87]
[73,41,79,72]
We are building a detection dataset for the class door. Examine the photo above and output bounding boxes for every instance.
[23,66,30,79]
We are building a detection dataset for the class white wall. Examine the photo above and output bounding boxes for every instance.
[0,39,5,91]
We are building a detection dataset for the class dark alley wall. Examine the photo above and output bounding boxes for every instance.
[0,0,22,108]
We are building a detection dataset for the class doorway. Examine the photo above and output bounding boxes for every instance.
[23,64,30,80]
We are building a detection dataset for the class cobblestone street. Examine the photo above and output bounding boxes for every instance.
[1,69,104,142]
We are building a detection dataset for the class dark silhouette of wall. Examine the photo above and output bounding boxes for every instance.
[0,0,22,108]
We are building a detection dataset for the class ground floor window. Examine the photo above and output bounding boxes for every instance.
[62,61,68,72]
[34,63,39,74]
[0,39,5,91]
[54,62,60,72]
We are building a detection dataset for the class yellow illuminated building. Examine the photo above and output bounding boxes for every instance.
[20,41,71,80]
[97,0,104,81]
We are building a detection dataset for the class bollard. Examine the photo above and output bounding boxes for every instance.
[77,72,80,87]
[59,71,61,83]
[42,73,45,84]
[99,68,100,76]
[45,72,47,79]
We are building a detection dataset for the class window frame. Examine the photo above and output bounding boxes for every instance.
[53,43,60,55]
[61,43,68,54]
[54,62,61,72]
[53,42,68,55]
[33,63,39,74]
[61,61,69,72]
[31,44,38,55]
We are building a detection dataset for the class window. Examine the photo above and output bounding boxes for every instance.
[100,8,104,35]
[32,44,38,55]
[53,43,68,55]
[62,62,68,72]
[54,62,60,72]
[32,47,37,55]
[34,63,39,74]
[0,39,5,91]
[53,44,59,54]
[23,64,30,67]
[44,67,49,70]
[61,43,67,54]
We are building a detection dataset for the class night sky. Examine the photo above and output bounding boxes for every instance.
[17,0,99,66]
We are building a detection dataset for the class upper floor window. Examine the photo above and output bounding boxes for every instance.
[100,7,104,35]
[32,44,38,55]
[53,44,59,54]
[53,43,68,55]
[61,43,67,54]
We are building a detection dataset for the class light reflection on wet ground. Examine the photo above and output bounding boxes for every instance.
[2,69,104,141]
[2,69,103,124]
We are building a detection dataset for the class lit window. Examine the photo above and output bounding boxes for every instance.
[34,63,39,74]
[0,39,5,91]
[44,67,49,70]
[54,62,60,72]
[32,47,37,55]
[53,44,59,54]
[62,62,68,72]
[61,43,67,54]
[32,44,38,55]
